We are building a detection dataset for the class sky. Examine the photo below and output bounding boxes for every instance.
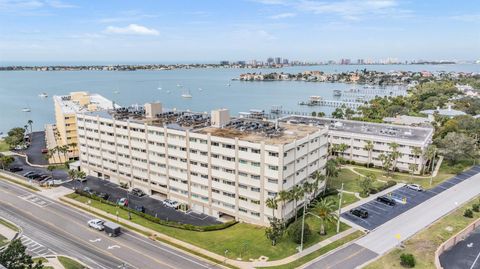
[0,0,479,64]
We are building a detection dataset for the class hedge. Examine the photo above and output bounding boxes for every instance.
[369,180,397,194]
[74,190,237,232]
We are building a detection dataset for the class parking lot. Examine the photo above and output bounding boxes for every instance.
[63,177,221,226]
[342,165,480,231]
[440,225,480,269]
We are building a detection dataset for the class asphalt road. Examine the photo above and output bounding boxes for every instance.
[440,226,480,269]
[343,165,480,230]
[0,179,221,269]
[303,165,480,269]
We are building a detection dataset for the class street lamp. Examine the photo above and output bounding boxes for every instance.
[299,196,307,252]
[336,183,344,234]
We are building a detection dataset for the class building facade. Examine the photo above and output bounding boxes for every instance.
[51,92,117,162]
[76,106,329,226]
[282,116,434,174]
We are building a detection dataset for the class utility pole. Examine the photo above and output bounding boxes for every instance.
[299,196,307,252]
[336,183,344,234]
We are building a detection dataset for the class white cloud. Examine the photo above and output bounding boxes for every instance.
[45,0,76,8]
[450,14,480,22]
[269,12,296,19]
[0,0,75,10]
[104,24,159,36]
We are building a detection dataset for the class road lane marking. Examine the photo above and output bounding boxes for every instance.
[89,238,102,243]
[108,245,121,250]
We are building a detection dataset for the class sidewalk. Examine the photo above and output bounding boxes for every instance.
[60,196,360,269]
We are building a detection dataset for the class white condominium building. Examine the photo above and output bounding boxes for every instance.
[51,92,118,162]
[281,116,434,174]
[76,104,329,226]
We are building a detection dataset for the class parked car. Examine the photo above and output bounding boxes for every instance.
[9,166,23,172]
[406,184,423,192]
[130,188,146,197]
[350,208,369,218]
[103,221,121,237]
[26,173,41,179]
[23,171,35,177]
[87,219,105,231]
[83,187,96,196]
[36,174,50,181]
[77,176,87,182]
[376,196,396,206]
[41,148,48,154]
[134,205,145,213]
[97,192,110,200]
[39,176,52,184]
[117,198,129,207]
[163,199,179,209]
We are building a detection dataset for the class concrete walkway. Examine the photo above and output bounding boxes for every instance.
[44,257,65,269]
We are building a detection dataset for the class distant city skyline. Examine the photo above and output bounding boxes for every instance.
[1,0,479,63]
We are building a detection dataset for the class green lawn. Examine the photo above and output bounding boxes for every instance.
[66,193,350,261]
[326,192,360,208]
[0,218,19,232]
[352,162,463,190]
[58,256,85,269]
[328,169,383,193]
[365,196,480,269]
[0,140,9,152]
[0,234,8,247]
[258,231,364,269]
[0,176,39,192]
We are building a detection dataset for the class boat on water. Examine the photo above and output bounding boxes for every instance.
[299,96,322,106]
[38,92,48,98]
[198,88,203,91]
[157,87,162,90]
[113,90,120,94]
[333,90,342,97]
[176,84,183,87]
[157,81,162,90]
[181,90,192,99]
[22,108,31,112]
[226,83,231,87]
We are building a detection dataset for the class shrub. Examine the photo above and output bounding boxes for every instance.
[400,253,416,268]
[464,209,474,218]
[74,190,237,231]
[452,164,465,174]
[472,204,479,212]
[287,221,311,244]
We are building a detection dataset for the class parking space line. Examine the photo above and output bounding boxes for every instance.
[469,249,480,269]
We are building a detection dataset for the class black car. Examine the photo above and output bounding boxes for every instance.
[130,188,146,197]
[36,174,50,181]
[83,187,96,196]
[97,192,110,200]
[376,196,396,206]
[9,166,23,172]
[134,205,145,213]
[350,208,368,218]
[26,173,41,179]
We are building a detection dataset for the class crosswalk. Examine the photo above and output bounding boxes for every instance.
[20,235,56,257]
[18,194,52,208]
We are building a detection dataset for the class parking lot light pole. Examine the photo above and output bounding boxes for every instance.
[336,183,344,234]
[299,196,307,252]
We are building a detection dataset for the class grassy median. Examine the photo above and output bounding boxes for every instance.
[66,193,350,261]
[365,195,480,269]
[58,256,85,269]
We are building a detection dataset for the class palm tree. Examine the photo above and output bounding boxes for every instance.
[378,153,392,175]
[68,142,77,157]
[313,198,338,235]
[388,142,402,173]
[27,120,33,135]
[325,159,339,193]
[277,190,291,220]
[310,171,326,195]
[302,181,315,205]
[265,197,278,219]
[424,145,437,175]
[48,148,58,164]
[363,140,374,167]
[289,185,304,221]
[408,163,417,179]
[411,146,423,174]
[47,165,56,180]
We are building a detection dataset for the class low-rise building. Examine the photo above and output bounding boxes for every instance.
[76,105,329,226]
[281,116,434,174]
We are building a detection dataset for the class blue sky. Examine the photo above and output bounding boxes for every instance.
[0,0,479,63]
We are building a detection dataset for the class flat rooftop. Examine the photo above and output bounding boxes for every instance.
[83,108,322,145]
[54,93,118,114]
[281,116,433,143]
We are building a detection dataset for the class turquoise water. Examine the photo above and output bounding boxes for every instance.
[0,64,478,133]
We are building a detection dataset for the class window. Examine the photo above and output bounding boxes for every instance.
[251,149,260,154]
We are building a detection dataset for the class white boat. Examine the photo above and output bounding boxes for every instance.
[157,87,162,90]
[198,88,203,91]
[157,81,162,90]
[176,84,183,87]
[226,83,231,87]
[181,90,192,98]
[113,90,120,94]
[22,108,31,112]
[38,92,48,98]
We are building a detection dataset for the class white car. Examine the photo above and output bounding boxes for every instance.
[163,199,179,209]
[87,219,105,231]
[406,184,423,192]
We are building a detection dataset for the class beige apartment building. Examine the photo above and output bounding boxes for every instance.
[281,116,434,174]
[76,105,329,226]
[49,92,117,163]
